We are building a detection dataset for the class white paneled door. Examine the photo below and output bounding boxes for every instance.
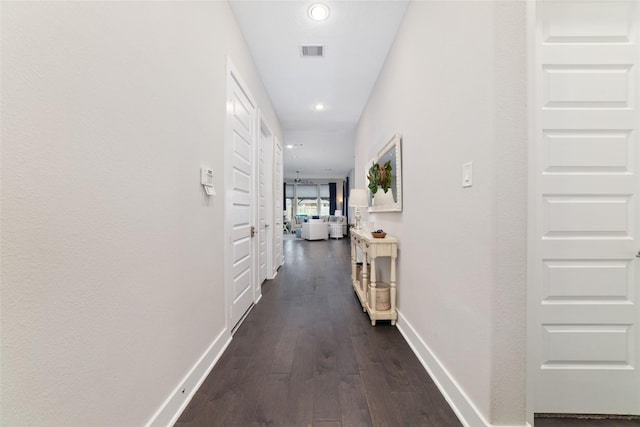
[227,65,257,330]
[531,0,640,415]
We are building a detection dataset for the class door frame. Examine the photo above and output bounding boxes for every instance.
[257,111,276,287]
[224,57,259,331]
[273,135,284,273]
[525,1,535,425]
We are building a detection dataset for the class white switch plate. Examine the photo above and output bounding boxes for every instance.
[462,162,473,187]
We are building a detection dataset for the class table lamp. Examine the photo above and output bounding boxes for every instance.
[349,189,369,230]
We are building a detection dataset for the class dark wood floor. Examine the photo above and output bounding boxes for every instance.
[175,238,462,427]
[535,417,640,427]
[175,238,640,427]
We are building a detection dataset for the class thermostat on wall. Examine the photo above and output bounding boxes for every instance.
[201,167,216,196]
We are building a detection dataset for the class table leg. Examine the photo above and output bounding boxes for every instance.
[369,256,377,316]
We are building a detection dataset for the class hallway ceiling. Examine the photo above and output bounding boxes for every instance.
[229,0,409,180]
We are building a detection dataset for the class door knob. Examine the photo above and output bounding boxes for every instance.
[251,226,256,237]
[636,250,640,258]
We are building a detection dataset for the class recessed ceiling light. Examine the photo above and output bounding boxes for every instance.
[314,103,325,111]
[308,3,329,21]
[286,144,293,149]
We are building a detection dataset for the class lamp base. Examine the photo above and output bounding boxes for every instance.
[355,208,362,230]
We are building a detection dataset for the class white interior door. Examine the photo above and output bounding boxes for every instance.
[531,0,640,415]
[226,64,257,330]
[274,137,283,271]
[258,125,267,286]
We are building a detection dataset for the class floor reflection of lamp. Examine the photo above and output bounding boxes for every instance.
[349,189,369,230]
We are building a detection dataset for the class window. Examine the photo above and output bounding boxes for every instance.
[285,182,339,218]
[296,184,318,217]
[285,184,294,221]
[320,184,330,216]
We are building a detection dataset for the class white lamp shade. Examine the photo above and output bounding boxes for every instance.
[349,189,369,207]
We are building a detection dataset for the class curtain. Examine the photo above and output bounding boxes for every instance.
[344,177,349,219]
[329,182,336,215]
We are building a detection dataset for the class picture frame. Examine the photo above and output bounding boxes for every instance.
[368,133,402,212]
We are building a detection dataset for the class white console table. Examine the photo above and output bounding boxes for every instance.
[350,228,398,326]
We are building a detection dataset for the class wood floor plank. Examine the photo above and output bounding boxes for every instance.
[389,391,434,427]
[314,421,342,427]
[379,331,417,393]
[253,374,290,426]
[313,373,342,422]
[351,334,382,372]
[284,376,314,427]
[285,325,316,426]
[422,381,464,427]
[328,293,359,375]
[270,311,301,374]
[359,368,398,426]
[338,374,373,427]
[315,318,337,374]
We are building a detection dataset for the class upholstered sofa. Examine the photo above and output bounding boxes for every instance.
[290,215,346,234]
[301,221,329,240]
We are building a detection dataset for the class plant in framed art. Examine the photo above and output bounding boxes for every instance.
[368,133,402,212]
[367,160,392,194]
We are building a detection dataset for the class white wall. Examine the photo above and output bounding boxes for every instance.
[355,1,526,425]
[1,2,280,425]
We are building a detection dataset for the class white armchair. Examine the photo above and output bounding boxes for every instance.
[301,221,329,240]
[291,215,305,233]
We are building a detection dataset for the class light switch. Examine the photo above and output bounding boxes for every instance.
[462,162,473,187]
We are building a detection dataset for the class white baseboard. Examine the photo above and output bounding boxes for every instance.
[396,310,493,427]
[146,328,232,427]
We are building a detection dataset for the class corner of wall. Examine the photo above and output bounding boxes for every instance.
[488,0,528,424]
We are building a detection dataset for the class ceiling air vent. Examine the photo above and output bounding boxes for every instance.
[301,45,324,57]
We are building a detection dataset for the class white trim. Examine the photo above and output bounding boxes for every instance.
[231,302,255,335]
[146,329,232,427]
[396,311,529,427]
[525,1,536,425]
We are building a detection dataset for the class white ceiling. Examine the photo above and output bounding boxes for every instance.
[229,0,409,180]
